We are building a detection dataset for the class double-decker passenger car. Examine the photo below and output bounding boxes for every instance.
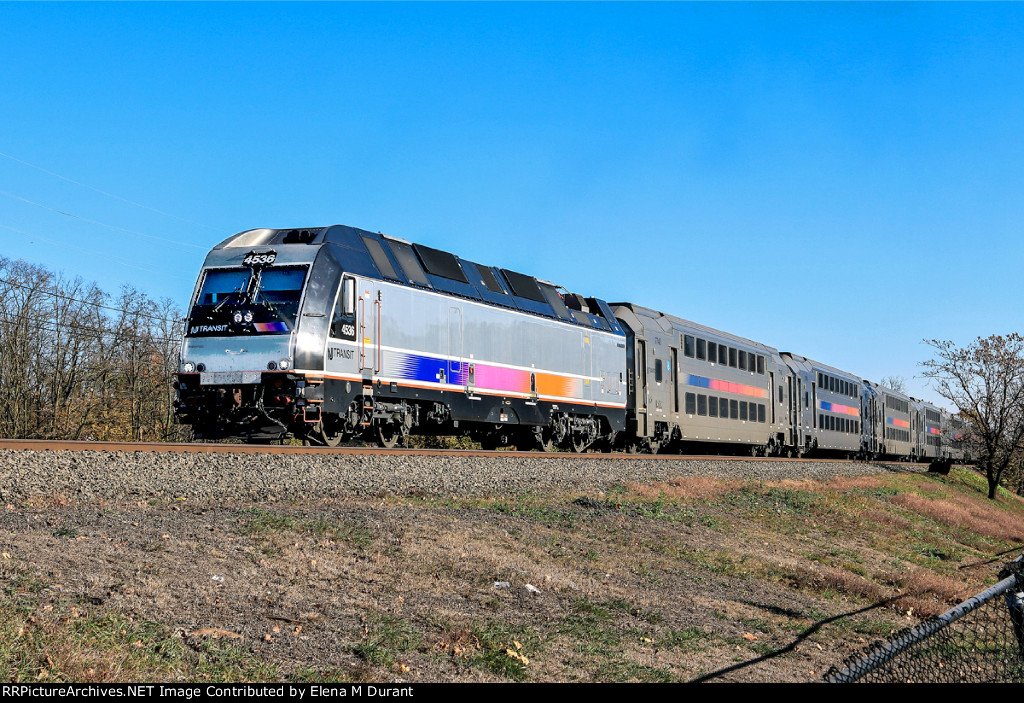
[780,355,865,458]
[609,303,786,455]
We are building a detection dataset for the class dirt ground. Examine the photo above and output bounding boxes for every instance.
[2,477,961,684]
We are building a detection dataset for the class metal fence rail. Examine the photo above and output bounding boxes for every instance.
[825,557,1024,683]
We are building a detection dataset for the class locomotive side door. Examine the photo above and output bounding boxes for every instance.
[637,339,649,436]
[328,275,360,375]
[582,333,592,403]
[448,307,463,389]
[359,284,381,384]
[877,395,885,454]
[787,375,799,448]
[861,390,872,454]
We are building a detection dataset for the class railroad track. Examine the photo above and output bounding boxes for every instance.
[0,438,906,464]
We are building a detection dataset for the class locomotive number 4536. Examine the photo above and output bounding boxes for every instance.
[243,250,277,267]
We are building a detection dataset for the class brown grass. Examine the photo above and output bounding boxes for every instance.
[626,476,742,501]
[766,479,824,493]
[823,476,886,492]
[870,565,975,617]
[898,567,973,603]
[892,492,1024,542]
[860,508,913,532]
[788,564,888,603]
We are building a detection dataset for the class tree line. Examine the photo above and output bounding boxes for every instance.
[0,257,188,442]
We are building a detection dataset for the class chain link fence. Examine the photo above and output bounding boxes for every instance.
[825,556,1024,683]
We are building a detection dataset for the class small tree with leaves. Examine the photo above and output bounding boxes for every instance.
[920,334,1024,499]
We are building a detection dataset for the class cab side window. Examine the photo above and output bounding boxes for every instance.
[330,276,357,340]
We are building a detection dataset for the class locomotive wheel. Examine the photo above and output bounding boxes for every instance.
[305,420,343,447]
[319,424,344,448]
[376,422,401,449]
[570,434,589,453]
[319,429,343,448]
[529,425,556,452]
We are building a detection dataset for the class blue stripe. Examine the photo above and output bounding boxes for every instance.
[687,374,711,389]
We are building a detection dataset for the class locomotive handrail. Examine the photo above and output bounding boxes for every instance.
[375,297,382,374]
[359,296,366,371]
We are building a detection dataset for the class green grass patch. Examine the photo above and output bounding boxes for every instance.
[51,523,79,539]
[237,508,373,547]
[0,598,281,683]
[655,627,712,651]
[589,659,677,683]
[468,622,540,681]
[352,615,423,669]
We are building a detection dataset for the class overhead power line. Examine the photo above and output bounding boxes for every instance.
[0,223,184,278]
[0,275,183,325]
[0,313,180,346]
[0,150,220,232]
[0,189,207,250]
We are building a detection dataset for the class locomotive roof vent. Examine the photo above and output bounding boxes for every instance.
[282,228,318,244]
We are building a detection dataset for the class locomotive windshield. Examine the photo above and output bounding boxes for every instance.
[186,266,307,337]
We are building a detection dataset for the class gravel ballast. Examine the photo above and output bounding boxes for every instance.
[0,449,924,503]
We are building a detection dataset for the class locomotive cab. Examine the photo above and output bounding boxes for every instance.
[174,231,323,440]
[174,227,362,441]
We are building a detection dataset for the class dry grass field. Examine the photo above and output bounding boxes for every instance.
[2,465,1022,683]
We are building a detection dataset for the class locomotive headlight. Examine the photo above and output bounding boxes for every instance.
[279,359,290,370]
[233,312,244,324]
[182,362,196,373]
[243,311,254,323]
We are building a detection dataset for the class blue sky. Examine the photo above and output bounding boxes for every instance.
[2,2,1022,408]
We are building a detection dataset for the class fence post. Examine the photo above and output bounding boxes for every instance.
[999,559,1024,661]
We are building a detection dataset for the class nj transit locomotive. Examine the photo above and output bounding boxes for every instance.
[173,224,964,465]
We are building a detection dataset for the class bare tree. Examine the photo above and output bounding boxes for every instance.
[920,334,1024,499]
[0,258,185,442]
[880,375,907,394]
[0,258,50,437]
